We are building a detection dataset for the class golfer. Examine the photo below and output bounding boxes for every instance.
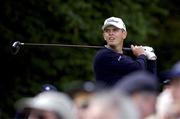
[93,17,157,87]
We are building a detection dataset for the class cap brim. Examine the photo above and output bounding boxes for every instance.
[15,97,34,112]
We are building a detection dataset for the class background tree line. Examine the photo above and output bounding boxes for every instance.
[0,0,179,118]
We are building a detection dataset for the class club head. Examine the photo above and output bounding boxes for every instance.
[11,41,21,55]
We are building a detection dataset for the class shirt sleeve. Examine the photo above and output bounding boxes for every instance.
[94,49,148,73]
[146,60,157,76]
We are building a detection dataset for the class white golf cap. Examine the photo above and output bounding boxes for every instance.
[15,91,76,119]
[102,17,126,31]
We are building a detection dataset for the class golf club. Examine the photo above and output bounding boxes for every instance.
[11,41,131,55]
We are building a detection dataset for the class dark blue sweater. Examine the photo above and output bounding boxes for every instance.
[93,47,157,87]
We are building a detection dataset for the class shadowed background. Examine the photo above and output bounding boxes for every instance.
[0,0,180,118]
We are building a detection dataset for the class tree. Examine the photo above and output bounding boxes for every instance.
[0,0,178,118]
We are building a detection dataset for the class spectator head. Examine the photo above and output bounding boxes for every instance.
[15,91,76,119]
[113,71,159,119]
[113,71,159,95]
[84,90,140,119]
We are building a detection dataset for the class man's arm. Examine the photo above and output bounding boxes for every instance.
[94,48,147,72]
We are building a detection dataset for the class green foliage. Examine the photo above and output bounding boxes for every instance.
[0,0,179,118]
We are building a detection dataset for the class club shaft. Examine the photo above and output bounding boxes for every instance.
[21,42,104,49]
[20,42,131,51]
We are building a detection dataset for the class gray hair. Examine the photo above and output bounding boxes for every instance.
[87,90,140,119]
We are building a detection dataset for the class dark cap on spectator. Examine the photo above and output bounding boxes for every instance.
[113,71,159,95]
[160,61,180,85]
[167,61,180,79]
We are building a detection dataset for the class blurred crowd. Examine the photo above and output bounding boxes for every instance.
[14,61,180,119]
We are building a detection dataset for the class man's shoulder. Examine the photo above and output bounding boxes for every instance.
[94,48,116,59]
[96,47,114,55]
[97,47,110,52]
[93,48,113,62]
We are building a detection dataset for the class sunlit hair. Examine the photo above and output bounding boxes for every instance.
[87,90,140,119]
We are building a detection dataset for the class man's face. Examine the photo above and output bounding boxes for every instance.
[103,25,127,48]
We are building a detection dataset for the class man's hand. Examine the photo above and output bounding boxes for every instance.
[131,45,157,60]
[131,45,146,57]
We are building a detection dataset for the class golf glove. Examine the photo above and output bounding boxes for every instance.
[143,46,157,60]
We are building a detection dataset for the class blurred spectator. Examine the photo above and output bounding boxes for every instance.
[15,91,76,119]
[84,90,140,119]
[154,61,180,119]
[113,71,159,119]
[67,81,96,119]
[14,83,58,119]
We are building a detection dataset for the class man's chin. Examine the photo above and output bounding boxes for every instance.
[108,44,116,48]
[108,42,115,46]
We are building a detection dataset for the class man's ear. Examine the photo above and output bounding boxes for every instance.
[103,33,107,41]
[122,31,127,39]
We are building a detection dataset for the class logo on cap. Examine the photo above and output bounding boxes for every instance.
[106,19,119,23]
